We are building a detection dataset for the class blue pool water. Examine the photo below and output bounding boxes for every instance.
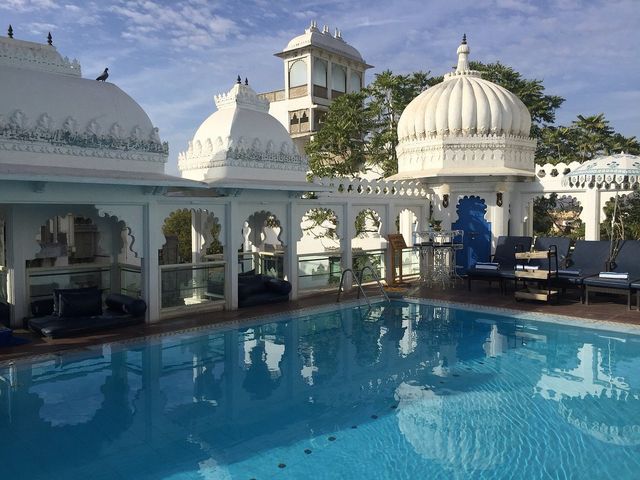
[1,300,640,479]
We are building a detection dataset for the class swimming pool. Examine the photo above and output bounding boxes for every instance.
[1,300,639,479]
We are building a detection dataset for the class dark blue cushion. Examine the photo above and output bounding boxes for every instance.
[105,293,147,317]
[58,289,102,318]
[53,286,99,316]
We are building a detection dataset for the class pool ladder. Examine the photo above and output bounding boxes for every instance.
[336,266,390,305]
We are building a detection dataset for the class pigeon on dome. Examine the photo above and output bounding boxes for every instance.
[96,68,109,81]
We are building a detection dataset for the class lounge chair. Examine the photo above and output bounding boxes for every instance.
[467,236,532,293]
[583,240,640,310]
[552,240,611,302]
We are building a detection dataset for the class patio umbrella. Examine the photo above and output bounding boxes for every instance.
[563,152,640,263]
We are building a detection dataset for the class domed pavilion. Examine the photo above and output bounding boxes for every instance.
[389,36,537,261]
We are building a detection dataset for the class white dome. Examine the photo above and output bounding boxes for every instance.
[281,21,366,64]
[398,39,532,141]
[179,80,308,184]
[0,36,167,173]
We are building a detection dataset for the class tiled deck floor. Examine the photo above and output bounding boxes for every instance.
[1,281,638,362]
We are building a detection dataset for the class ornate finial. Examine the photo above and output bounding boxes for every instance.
[8,25,13,39]
[236,75,241,84]
[455,34,470,74]
[322,24,329,34]
[244,77,248,85]
[47,32,52,45]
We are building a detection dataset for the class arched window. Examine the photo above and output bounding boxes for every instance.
[332,65,347,94]
[288,59,307,88]
[350,72,361,93]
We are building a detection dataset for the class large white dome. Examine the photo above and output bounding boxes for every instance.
[392,37,536,180]
[0,36,167,174]
[398,40,531,141]
[179,80,308,184]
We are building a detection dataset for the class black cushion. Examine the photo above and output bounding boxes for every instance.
[265,277,292,296]
[53,286,99,316]
[105,293,147,317]
[58,289,102,318]
[238,275,267,298]
[31,298,55,317]
[239,269,256,277]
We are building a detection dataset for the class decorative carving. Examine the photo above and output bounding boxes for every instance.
[0,119,169,158]
[0,37,82,76]
[179,145,307,172]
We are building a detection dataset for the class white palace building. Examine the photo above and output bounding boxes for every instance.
[0,25,629,328]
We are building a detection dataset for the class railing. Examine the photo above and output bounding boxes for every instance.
[238,251,284,278]
[352,249,385,283]
[394,247,420,282]
[119,264,141,298]
[27,263,112,304]
[298,251,342,291]
[258,89,285,102]
[160,261,225,310]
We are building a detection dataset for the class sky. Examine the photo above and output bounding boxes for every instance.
[2,0,639,174]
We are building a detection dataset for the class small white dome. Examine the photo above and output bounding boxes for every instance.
[398,38,532,141]
[179,80,308,184]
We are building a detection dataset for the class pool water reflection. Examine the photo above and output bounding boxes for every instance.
[1,301,639,479]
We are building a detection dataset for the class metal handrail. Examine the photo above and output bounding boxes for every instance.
[336,266,391,305]
[336,268,370,306]
[359,265,390,302]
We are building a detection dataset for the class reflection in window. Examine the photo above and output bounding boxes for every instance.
[350,71,362,92]
[332,65,347,93]
[288,59,307,88]
[313,58,328,87]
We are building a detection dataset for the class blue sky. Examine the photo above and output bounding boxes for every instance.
[2,0,639,173]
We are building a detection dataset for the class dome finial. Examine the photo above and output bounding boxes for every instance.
[47,32,53,45]
[455,34,470,74]
[8,24,13,39]
[236,74,241,84]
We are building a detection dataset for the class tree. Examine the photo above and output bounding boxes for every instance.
[162,210,222,264]
[469,61,564,137]
[601,189,640,240]
[306,71,435,178]
[536,114,640,165]
[306,91,373,178]
[532,194,583,241]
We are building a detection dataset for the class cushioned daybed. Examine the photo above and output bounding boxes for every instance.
[238,274,291,308]
[29,287,146,338]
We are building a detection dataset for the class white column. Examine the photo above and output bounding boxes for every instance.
[491,191,511,242]
[383,203,393,285]
[341,202,354,290]
[510,193,525,236]
[284,201,299,300]
[224,201,240,310]
[142,202,163,323]
[5,207,28,327]
[584,188,601,240]
[191,210,203,263]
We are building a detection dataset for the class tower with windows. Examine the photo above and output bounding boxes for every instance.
[261,21,372,154]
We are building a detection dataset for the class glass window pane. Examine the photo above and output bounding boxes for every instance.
[313,59,327,87]
[332,65,346,93]
[289,59,307,88]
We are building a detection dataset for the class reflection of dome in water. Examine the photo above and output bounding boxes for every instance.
[559,391,640,446]
[395,382,510,472]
